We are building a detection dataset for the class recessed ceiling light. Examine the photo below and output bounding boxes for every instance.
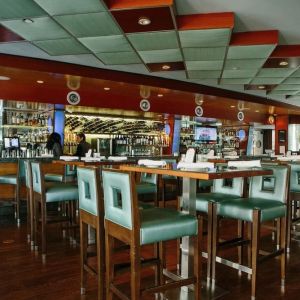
[162,65,170,70]
[230,105,235,108]
[138,17,151,26]
[157,94,163,97]
[37,80,44,84]
[255,110,260,113]
[23,18,34,24]
[0,76,10,80]
[279,61,289,66]
[258,85,265,89]
[104,87,110,91]
[232,67,239,70]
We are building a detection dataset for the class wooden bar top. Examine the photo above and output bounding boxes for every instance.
[119,164,272,180]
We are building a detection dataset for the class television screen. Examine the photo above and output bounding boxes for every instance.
[195,127,217,143]
[3,137,20,149]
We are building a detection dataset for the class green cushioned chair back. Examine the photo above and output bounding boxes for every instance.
[289,163,300,192]
[65,164,77,177]
[31,162,42,194]
[18,159,26,182]
[77,167,98,216]
[141,172,157,185]
[102,170,133,229]
[249,165,289,203]
[198,179,213,189]
[213,177,244,196]
[24,160,32,189]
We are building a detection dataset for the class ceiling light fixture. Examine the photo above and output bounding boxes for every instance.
[23,18,34,24]
[258,85,265,89]
[37,80,44,84]
[162,65,170,70]
[138,16,151,26]
[104,87,110,91]
[279,61,289,66]
[157,94,163,97]
[0,76,10,80]
[232,67,239,70]
[230,105,235,108]
[255,110,260,113]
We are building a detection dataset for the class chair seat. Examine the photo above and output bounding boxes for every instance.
[218,198,286,222]
[196,192,240,213]
[138,201,154,210]
[45,184,78,203]
[0,174,17,185]
[162,174,177,180]
[136,182,157,195]
[140,207,197,245]
[45,173,64,182]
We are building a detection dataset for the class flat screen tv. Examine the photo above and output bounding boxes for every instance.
[3,137,20,149]
[195,127,217,143]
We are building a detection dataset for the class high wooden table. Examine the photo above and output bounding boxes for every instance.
[120,164,272,299]
[52,158,136,167]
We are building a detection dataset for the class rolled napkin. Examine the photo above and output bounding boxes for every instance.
[80,156,105,162]
[107,156,128,161]
[278,156,300,161]
[138,159,167,167]
[228,160,261,168]
[59,156,79,161]
[177,162,214,169]
[40,154,54,158]
[224,155,239,159]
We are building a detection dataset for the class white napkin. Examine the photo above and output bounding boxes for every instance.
[278,156,300,161]
[185,148,196,163]
[80,157,105,162]
[41,154,54,158]
[224,155,239,159]
[59,156,79,161]
[138,159,167,167]
[228,160,261,168]
[107,156,128,161]
[177,162,214,169]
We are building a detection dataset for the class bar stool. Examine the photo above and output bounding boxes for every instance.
[102,169,201,300]
[136,172,158,205]
[31,162,79,260]
[212,165,289,299]
[77,166,104,299]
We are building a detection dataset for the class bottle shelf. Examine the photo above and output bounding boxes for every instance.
[1,125,52,129]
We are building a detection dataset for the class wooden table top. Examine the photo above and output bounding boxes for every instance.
[119,164,273,180]
[52,159,136,167]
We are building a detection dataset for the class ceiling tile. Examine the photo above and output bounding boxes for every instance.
[224,59,266,70]
[193,79,219,85]
[0,0,47,20]
[245,84,277,91]
[127,31,178,51]
[220,78,252,84]
[186,60,223,71]
[250,77,285,85]
[257,68,296,78]
[95,51,141,65]
[227,45,276,60]
[33,0,107,15]
[146,62,185,72]
[1,17,70,41]
[183,47,226,61]
[273,84,300,91]
[54,12,120,37]
[138,49,182,63]
[222,69,258,78]
[179,28,231,48]
[290,69,300,77]
[282,77,300,84]
[111,7,174,34]
[34,38,90,55]
[187,70,221,79]
[268,90,299,96]
[79,35,132,53]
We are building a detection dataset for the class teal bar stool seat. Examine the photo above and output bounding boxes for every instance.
[102,169,201,300]
[136,172,158,204]
[77,166,104,300]
[31,162,78,260]
[213,165,289,300]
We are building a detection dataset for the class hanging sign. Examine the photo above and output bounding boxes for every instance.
[140,99,150,111]
[67,91,80,105]
[237,111,244,121]
[195,106,203,117]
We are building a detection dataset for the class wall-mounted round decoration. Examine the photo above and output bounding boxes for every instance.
[140,99,150,111]
[237,111,244,121]
[195,106,203,117]
[195,94,204,106]
[268,115,275,125]
[67,91,80,105]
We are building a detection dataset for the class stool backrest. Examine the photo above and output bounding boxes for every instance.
[289,162,300,192]
[31,162,43,194]
[213,177,244,196]
[77,167,101,216]
[65,164,77,179]
[249,165,289,203]
[140,172,157,185]
[18,159,26,183]
[102,169,138,230]
[24,160,32,189]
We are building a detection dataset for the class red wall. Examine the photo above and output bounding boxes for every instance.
[275,115,289,154]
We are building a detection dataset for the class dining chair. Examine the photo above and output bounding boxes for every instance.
[77,166,104,299]
[102,169,201,300]
[31,161,78,260]
[212,165,289,300]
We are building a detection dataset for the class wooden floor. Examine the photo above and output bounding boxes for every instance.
[1,213,300,300]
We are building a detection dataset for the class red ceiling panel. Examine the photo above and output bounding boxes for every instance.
[111,7,175,33]
[230,30,279,46]
[0,25,24,43]
[263,57,300,68]
[270,45,300,57]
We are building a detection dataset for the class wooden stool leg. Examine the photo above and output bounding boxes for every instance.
[287,197,292,253]
[194,217,202,300]
[96,224,105,300]
[105,233,114,300]
[280,216,287,287]
[16,185,20,225]
[251,210,261,300]
[238,220,244,275]
[26,191,31,243]
[80,220,88,295]
[41,201,47,260]
[206,202,214,284]
[34,198,39,251]
[158,241,165,286]
[130,244,141,300]
[211,203,219,285]
[247,222,252,279]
